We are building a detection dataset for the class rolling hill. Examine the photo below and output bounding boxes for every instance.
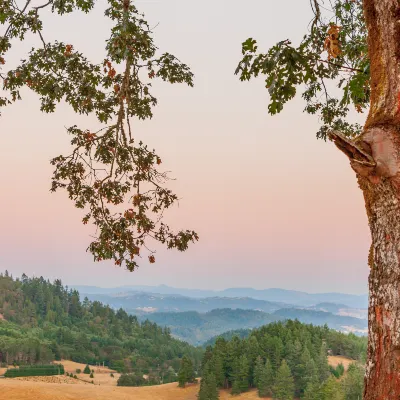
[139,309,279,345]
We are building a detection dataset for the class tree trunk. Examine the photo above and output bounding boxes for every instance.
[332,1,400,398]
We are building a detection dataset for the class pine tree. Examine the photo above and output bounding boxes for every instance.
[319,376,345,400]
[198,366,219,400]
[226,337,242,386]
[342,363,364,400]
[212,355,225,388]
[246,335,260,385]
[303,381,321,400]
[231,354,249,395]
[178,355,195,388]
[258,358,274,398]
[253,356,264,388]
[272,360,295,400]
[298,347,318,394]
[316,343,330,384]
[201,346,213,372]
[83,364,91,374]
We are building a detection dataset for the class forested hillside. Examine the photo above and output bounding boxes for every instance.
[0,272,202,378]
[199,320,366,399]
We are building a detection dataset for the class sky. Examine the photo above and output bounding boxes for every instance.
[0,0,370,294]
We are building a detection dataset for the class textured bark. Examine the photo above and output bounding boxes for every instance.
[333,1,400,399]
[364,0,400,128]
[362,1,400,398]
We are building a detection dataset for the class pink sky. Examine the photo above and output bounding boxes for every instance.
[0,0,370,293]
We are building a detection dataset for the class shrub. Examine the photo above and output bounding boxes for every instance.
[76,369,81,374]
[117,373,146,387]
[90,372,94,378]
[83,364,91,374]
[74,375,77,379]
[110,373,114,378]
[5,364,65,378]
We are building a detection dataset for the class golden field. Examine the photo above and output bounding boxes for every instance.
[0,355,354,400]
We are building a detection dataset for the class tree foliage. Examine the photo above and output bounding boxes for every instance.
[198,362,219,400]
[257,358,273,398]
[235,0,368,140]
[199,320,366,397]
[178,355,195,388]
[0,0,198,271]
[272,359,295,400]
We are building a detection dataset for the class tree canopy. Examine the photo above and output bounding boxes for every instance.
[235,0,367,140]
[0,0,198,271]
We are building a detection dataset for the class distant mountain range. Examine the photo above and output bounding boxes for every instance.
[139,308,367,345]
[74,284,368,309]
[81,291,290,314]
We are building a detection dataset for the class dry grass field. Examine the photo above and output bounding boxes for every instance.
[0,379,264,400]
[327,355,355,370]
[0,356,355,400]
[61,359,117,374]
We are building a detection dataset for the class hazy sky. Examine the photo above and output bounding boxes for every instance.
[0,0,370,294]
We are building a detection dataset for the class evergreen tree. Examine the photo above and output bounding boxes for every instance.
[225,337,242,386]
[303,381,321,400]
[178,355,195,388]
[272,360,295,400]
[201,346,213,372]
[211,354,225,388]
[319,376,345,400]
[231,355,249,395]
[342,363,364,400]
[246,335,260,385]
[253,356,264,388]
[198,363,219,400]
[83,364,91,374]
[298,347,318,395]
[258,358,274,398]
[316,342,330,383]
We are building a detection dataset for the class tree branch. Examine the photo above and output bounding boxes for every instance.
[328,130,375,166]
